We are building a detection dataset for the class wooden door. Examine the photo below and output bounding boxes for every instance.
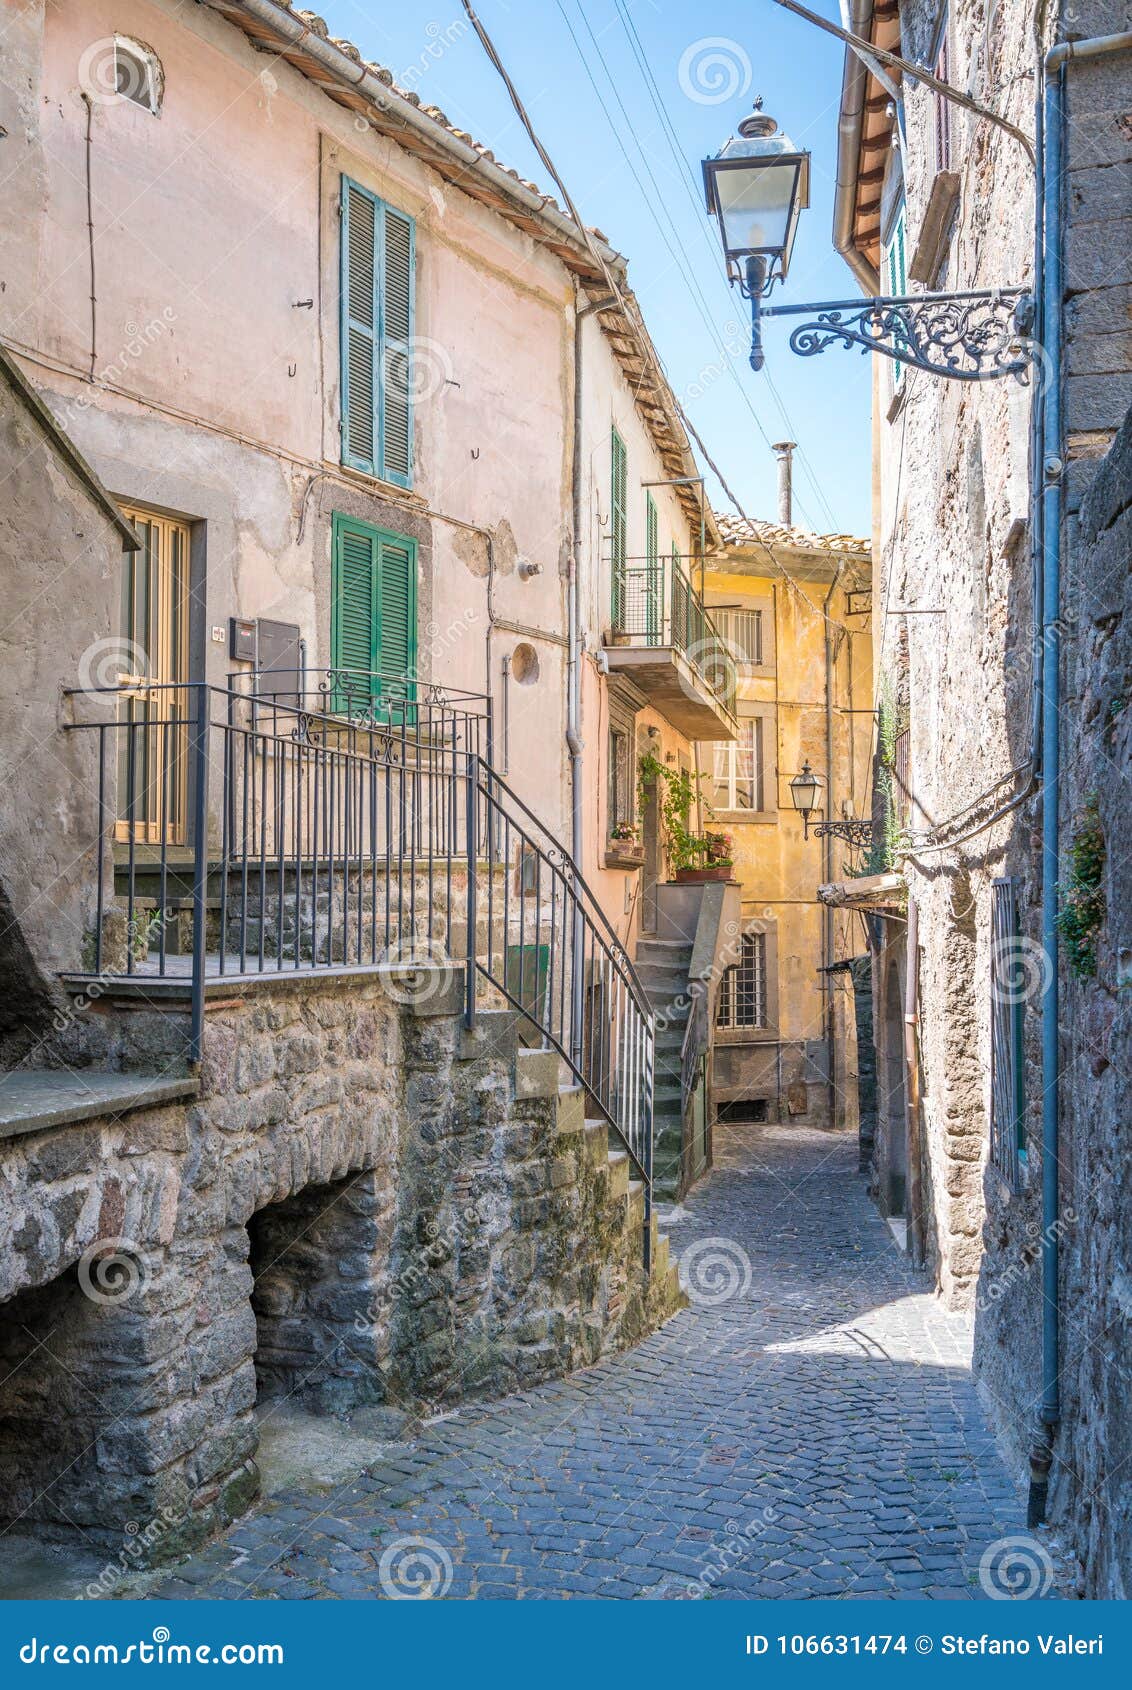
[115,509,191,844]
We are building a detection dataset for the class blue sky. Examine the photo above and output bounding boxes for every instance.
[317,0,871,536]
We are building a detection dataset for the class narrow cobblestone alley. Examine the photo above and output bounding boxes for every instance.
[135,1123,1044,1602]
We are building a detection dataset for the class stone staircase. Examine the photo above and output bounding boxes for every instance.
[553,1081,683,1342]
[634,937,694,1198]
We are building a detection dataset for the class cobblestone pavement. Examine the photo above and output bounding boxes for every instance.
[145,1123,1043,1601]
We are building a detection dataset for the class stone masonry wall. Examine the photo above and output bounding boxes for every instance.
[976,407,1132,1598]
[0,971,678,1566]
[871,0,1132,1340]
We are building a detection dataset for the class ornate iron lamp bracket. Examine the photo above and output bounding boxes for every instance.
[763,288,1035,382]
[813,818,875,848]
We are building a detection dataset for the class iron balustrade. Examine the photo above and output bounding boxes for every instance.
[66,677,654,1213]
[474,761,654,1204]
[610,553,738,719]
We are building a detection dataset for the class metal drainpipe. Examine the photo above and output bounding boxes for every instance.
[903,896,924,1269]
[570,292,615,869]
[1030,28,1132,1528]
[822,568,842,1128]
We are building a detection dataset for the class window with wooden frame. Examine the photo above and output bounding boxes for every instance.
[717,930,769,1029]
[610,427,627,628]
[340,177,415,487]
[331,513,417,715]
[709,709,774,814]
[115,507,191,845]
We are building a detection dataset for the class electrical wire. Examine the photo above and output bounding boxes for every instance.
[460,0,865,648]
[609,0,843,533]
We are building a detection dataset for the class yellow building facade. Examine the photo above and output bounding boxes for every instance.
[700,516,874,1132]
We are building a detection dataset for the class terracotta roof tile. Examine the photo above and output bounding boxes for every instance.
[717,512,871,558]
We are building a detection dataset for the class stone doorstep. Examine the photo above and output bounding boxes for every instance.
[0,1069,200,1143]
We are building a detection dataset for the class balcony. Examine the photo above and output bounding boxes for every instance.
[605,555,739,740]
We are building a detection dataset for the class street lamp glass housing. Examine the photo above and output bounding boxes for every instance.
[702,107,811,282]
[789,760,824,835]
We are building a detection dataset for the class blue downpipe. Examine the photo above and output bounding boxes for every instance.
[1030,61,1064,1528]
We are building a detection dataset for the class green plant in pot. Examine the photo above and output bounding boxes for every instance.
[638,753,734,883]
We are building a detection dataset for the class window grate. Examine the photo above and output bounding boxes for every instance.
[718,931,768,1029]
[711,607,763,668]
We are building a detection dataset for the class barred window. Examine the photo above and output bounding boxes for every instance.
[711,607,763,668]
[717,931,768,1029]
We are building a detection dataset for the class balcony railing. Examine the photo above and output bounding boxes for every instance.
[610,554,738,721]
[64,677,653,1225]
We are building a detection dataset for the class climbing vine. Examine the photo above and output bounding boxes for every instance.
[637,752,730,874]
[864,684,902,876]
[1057,796,1106,980]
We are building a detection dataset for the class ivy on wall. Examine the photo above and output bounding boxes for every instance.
[1057,796,1106,980]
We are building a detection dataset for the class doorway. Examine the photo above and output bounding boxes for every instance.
[640,764,659,934]
[882,964,907,1217]
[116,507,192,844]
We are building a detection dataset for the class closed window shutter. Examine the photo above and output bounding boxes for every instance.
[331,516,418,713]
[381,206,414,484]
[332,519,378,706]
[341,179,414,485]
[645,493,659,642]
[342,184,377,470]
[611,429,627,626]
[376,534,416,712]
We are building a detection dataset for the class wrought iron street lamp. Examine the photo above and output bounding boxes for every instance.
[702,87,1033,382]
[702,100,810,371]
[788,760,824,838]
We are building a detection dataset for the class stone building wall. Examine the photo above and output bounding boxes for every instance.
[0,972,679,1564]
[855,0,1132,1593]
[863,0,1132,1314]
[975,407,1132,1598]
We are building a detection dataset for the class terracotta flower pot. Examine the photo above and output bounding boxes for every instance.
[672,865,732,884]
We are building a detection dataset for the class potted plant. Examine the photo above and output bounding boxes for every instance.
[638,754,735,885]
[604,819,645,869]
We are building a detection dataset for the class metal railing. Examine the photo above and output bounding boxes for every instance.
[474,761,654,1196]
[611,553,738,718]
[66,678,653,1208]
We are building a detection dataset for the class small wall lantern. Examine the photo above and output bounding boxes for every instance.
[789,759,824,838]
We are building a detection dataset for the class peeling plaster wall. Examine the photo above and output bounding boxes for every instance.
[1,0,716,927]
[1,0,576,854]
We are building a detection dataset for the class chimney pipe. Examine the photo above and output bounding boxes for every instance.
[773,440,796,526]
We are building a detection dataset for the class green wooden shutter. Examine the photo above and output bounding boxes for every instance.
[376,533,417,720]
[645,493,659,644]
[380,206,414,486]
[332,517,378,709]
[341,178,415,486]
[611,428,627,628]
[342,183,377,472]
[331,514,417,716]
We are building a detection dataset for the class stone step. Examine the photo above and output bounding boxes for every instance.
[606,1148,630,1201]
[635,939,693,967]
[636,963,691,994]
